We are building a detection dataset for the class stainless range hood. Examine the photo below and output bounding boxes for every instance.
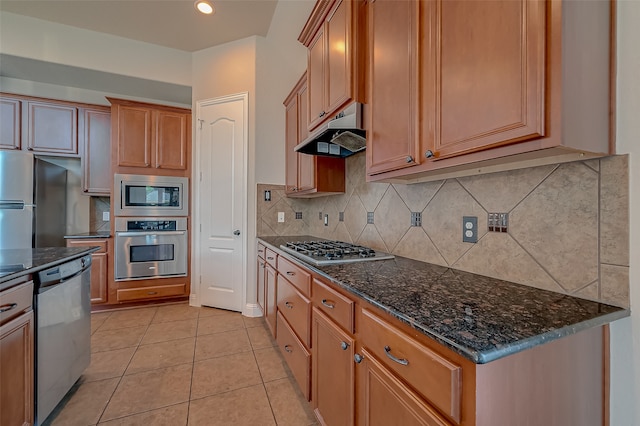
[294,102,366,158]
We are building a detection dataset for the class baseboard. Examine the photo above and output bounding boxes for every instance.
[189,293,200,307]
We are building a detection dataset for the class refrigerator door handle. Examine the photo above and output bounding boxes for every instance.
[0,201,35,210]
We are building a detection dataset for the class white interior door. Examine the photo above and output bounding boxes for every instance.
[196,93,247,311]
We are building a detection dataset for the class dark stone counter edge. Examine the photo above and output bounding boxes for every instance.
[258,237,631,364]
[0,247,100,288]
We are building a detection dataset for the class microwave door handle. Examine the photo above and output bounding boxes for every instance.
[116,231,187,237]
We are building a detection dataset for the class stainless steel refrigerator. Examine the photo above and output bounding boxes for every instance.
[0,151,67,249]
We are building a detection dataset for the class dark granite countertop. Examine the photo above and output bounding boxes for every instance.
[0,247,99,290]
[259,235,629,364]
[64,232,111,239]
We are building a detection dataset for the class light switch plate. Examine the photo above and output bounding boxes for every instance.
[277,212,285,223]
[102,211,110,221]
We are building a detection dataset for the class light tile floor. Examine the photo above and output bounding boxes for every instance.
[43,303,317,426]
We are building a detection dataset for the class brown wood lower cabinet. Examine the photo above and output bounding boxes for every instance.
[116,283,187,302]
[259,242,609,426]
[357,347,451,426]
[265,263,278,336]
[0,279,34,426]
[312,307,355,426]
[66,238,109,304]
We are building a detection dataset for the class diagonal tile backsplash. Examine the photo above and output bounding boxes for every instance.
[257,153,630,308]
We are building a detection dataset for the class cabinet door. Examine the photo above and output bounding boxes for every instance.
[80,107,111,195]
[285,94,299,193]
[26,101,78,155]
[308,27,326,130]
[257,257,266,313]
[297,84,316,192]
[325,0,352,114]
[90,252,108,304]
[429,0,545,159]
[357,348,451,426]
[265,264,277,337]
[312,307,355,426]
[116,105,152,168]
[0,311,34,426]
[155,110,188,170]
[366,0,420,175]
[0,97,21,150]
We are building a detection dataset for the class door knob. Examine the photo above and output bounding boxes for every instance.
[233,230,241,236]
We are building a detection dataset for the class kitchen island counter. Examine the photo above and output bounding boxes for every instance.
[259,235,629,364]
[0,247,99,290]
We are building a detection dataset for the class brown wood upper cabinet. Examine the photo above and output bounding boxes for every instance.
[0,96,21,150]
[26,100,79,156]
[367,0,612,182]
[108,97,190,174]
[284,73,346,197]
[79,106,111,195]
[299,0,365,132]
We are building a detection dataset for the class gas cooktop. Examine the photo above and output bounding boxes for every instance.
[279,240,394,266]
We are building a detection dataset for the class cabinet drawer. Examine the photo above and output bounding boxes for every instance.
[276,312,311,400]
[116,283,187,302]
[312,278,354,334]
[277,277,311,347]
[265,247,278,269]
[257,242,266,260]
[66,238,108,253]
[359,308,462,423]
[0,281,33,326]
[277,256,310,296]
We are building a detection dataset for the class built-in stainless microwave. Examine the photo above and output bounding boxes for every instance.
[114,174,189,217]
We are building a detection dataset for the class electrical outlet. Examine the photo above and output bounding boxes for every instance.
[319,211,323,220]
[339,212,344,222]
[102,211,110,221]
[295,212,302,220]
[277,212,285,223]
[488,213,509,232]
[411,212,422,227]
[367,212,374,224]
[462,216,478,243]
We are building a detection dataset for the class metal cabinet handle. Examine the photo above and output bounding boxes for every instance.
[0,303,18,313]
[321,299,335,309]
[406,156,414,163]
[425,150,435,158]
[233,229,241,236]
[285,302,294,309]
[148,291,158,295]
[384,346,409,366]
[354,354,364,364]
[267,256,275,260]
[286,271,296,276]
[319,111,326,118]
[259,262,265,268]
[284,345,293,353]
[340,341,350,350]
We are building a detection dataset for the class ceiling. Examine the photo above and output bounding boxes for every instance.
[0,0,279,52]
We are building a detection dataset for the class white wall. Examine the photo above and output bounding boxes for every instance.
[0,11,192,86]
[610,1,640,424]
[255,0,314,185]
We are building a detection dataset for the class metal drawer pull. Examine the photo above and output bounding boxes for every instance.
[285,302,294,309]
[267,256,275,260]
[384,346,409,366]
[286,271,296,276]
[148,291,158,295]
[284,345,293,353]
[321,299,335,309]
[0,303,18,313]
[340,341,350,350]
[354,354,364,364]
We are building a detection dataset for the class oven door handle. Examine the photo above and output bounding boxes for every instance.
[116,231,187,237]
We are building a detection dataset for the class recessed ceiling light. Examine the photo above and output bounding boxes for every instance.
[195,0,215,15]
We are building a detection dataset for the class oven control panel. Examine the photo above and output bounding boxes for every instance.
[126,220,177,231]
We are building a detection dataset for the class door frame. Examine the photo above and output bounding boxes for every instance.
[192,92,249,312]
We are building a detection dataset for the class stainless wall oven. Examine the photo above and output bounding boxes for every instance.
[115,217,188,281]
[114,174,189,217]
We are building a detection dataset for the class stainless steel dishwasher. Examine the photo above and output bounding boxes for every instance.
[34,254,92,425]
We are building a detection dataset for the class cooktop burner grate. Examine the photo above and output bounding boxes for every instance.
[279,240,394,265]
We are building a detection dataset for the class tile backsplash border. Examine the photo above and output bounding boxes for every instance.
[257,153,630,308]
